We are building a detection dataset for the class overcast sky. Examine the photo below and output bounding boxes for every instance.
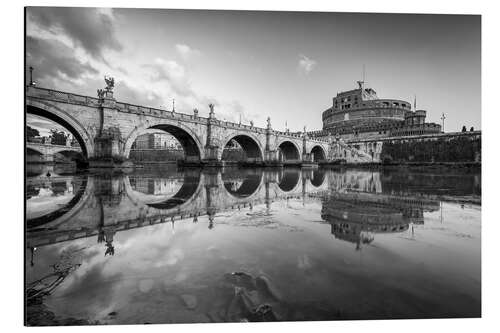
[26,7,480,134]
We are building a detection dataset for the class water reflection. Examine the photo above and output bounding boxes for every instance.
[321,191,440,250]
[25,166,481,324]
[223,169,263,198]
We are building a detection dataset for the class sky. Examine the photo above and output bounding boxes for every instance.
[26,7,481,135]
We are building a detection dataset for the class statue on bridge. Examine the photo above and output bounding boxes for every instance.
[209,103,215,119]
[104,76,115,92]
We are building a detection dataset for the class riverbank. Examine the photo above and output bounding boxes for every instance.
[323,161,481,172]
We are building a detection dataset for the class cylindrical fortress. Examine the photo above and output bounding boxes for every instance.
[317,81,441,139]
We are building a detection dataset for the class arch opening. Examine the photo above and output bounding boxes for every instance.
[27,147,43,155]
[27,106,88,159]
[222,135,263,163]
[128,124,201,162]
[278,141,300,161]
[27,147,44,163]
[311,145,326,162]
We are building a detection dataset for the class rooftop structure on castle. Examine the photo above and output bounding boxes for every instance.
[309,81,442,140]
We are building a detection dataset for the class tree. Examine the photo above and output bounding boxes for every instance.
[49,129,68,145]
[470,127,474,132]
[27,126,39,140]
[462,126,467,132]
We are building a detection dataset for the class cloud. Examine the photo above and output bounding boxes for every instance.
[26,36,99,84]
[27,7,122,62]
[60,261,123,313]
[144,58,193,97]
[114,80,163,108]
[140,57,259,123]
[298,54,317,75]
[219,100,261,124]
[175,44,201,61]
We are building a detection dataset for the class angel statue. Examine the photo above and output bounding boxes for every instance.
[104,76,115,92]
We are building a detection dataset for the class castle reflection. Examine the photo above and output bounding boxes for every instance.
[321,191,439,250]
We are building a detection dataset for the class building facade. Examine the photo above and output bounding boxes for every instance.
[131,133,182,150]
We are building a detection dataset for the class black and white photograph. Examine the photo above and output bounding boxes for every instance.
[17,2,490,329]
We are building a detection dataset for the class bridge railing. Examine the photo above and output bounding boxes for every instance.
[27,86,101,107]
[27,86,329,142]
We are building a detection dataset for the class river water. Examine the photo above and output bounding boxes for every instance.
[25,165,481,325]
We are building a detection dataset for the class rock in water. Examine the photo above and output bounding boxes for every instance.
[180,294,197,310]
[251,303,278,322]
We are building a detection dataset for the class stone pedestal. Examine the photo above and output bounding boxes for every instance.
[89,136,133,168]
[201,145,223,167]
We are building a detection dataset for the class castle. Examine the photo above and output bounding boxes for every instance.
[309,81,442,140]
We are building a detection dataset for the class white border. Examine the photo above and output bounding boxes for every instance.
[1,0,499,332]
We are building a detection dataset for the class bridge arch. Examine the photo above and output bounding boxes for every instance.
[26,146,44,156]
[26,100,94,159]
[277,140,301,161]
[220,132,264,162]
[54,150,87,164]
[310,145,327,162]
[123,121,204,161]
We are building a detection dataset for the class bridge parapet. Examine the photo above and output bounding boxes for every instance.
[27,142,82,151]
[27,86,101,107]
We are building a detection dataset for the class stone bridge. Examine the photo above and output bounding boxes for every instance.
[27,142,82,163]
[26,85,348,167]
[26,168,330,248]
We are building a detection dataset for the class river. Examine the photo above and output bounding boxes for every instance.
[25,165,481,325]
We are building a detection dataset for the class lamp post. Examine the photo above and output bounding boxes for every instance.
[440,113,446,133]
[29,66,35,86]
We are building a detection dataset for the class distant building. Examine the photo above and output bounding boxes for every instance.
[131,133,182,150]
[309,81,442,140]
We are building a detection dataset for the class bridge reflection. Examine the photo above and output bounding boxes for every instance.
[26,168,478,254]
[222,169,263,198]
